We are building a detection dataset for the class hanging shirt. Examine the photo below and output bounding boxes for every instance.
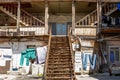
[36,46,47,64]
[20,48,36,66]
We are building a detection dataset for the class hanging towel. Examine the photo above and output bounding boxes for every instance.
[36,46,47,64]
[89,54,97,69]
[117,3,120,11]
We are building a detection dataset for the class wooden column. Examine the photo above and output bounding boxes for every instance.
[72,0,75,35]
[97,0,102,72]
[16,0,21,32]
[45,0,49,34]
[97,0,102,33]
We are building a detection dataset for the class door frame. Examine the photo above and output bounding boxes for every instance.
[108,46,120,64]
[51,22,68,36]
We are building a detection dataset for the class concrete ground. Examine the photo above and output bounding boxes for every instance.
[76,73,120,80]
[0,73,120,80]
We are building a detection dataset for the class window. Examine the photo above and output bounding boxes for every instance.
[109,47,120,63]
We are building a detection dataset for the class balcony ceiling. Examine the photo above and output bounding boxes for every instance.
[21,1,96,14]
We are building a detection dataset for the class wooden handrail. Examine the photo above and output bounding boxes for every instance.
[43,26,52,79]
[21,9,44,24]
[0,5,44,26]
[68,27,76,80]
[76,3,117,26]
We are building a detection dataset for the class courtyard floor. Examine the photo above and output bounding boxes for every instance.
[0,73,120,80]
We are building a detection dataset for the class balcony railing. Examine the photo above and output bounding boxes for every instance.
[0,26,46,36]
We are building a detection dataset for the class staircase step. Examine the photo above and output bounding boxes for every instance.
[49,52,70,54]
[50,49,70,51]
[47,68,72,71]
[47,66,72,69]
[47,64,71,67]
[48,64,72,66]
[49,58,71,60]
[47,70,72,73]
[48,53,70,56]
[48,62,71,64]
[49,55,71,58]
[51,42,68,44]
[48,59,71,61]
[48,60,71,63]
[46,73,71,77]
[48,57,71,59]
[50,47,69,48]
[45,77,71,80]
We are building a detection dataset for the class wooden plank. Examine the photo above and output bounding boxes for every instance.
[75,25,96,28]
[0,0,96,3]
[0,0,120,2]
[75,28,96,36]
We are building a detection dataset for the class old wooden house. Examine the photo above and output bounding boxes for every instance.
[0,0,119,79]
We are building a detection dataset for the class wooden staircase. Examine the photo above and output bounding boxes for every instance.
[76,3,117,25]
[0,5,44,26]
[44,36,76,80]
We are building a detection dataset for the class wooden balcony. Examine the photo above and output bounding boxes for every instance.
[101,26,120,34]
[0,26,49,42]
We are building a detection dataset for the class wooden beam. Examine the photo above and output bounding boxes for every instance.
[45,0,49,34]
[0,0,120,2]
[16,0,21,33]
[97,0,102,34]
[72,0,75,35]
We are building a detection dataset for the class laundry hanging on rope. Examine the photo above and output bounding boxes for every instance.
[81,53,88,70]
[82,53,97,70]
[89,54,97,69]
[20,48,36,66]
[36,46,47,64]
[117,3,120,11]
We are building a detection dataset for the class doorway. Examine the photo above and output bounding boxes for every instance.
[52,23,67,35]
